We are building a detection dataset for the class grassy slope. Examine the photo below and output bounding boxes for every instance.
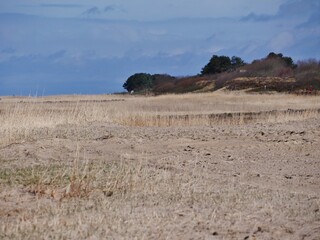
[151,58,320,94]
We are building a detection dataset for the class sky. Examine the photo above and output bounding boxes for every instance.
[0,0,319,95]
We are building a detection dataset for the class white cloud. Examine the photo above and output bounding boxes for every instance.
[40,4,83,8]
[0,0,293,21]
[268,32,295,52]
[82,7,101,17]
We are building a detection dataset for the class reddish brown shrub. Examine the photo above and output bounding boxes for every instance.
[294,59,320,90]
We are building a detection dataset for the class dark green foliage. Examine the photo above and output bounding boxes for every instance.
[201,55,245,75]
[231,56,245,68]
[267,52,296,68]
[123,73,154,92]
[201,55,231,75]
[267,52,281,59]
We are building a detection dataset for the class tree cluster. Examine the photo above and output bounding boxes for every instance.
[266,52,296,68]
[122,52,299,93]
[122,73,153,92]
[201,55,245,75]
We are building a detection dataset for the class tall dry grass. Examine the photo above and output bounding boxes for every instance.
[1,92,320,238]
[0,95,124,146]
[1,91,320,145]
[113,91,320,126]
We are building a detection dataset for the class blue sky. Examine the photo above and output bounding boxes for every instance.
[0,0,319,95]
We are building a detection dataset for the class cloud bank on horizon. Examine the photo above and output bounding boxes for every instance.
[0,0,319,95]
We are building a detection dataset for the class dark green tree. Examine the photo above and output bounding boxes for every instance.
[123,73,154,92]
[201,55,232,75]
[267,52,281,59]
[231,56,245,67]
[282,56,295,68]
[267,52,296,68]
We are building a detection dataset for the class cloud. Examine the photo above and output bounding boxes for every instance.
[287,36,320,59]
[47,50,67,61]
[1,47,15,54]
[240,13,273,22]
[297,13,320,28]
[104,5,116,12]
[0,50,208,95]
[277,0,320,18]
[81,5,125,17]
[268,32,295,52]
[82,7,101,17]
[241,0,320,22]
[40,4,83,8]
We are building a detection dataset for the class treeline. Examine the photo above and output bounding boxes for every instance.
[123,52,320,94]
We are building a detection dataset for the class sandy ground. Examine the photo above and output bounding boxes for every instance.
[0,94,320,239]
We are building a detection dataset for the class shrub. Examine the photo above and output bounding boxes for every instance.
[123,73,153,92]
[294,59,320,90]
[201,55,245,75]
[243,58,293,77]
[152,74,176,93]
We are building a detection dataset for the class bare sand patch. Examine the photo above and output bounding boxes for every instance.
[1,92,320,239]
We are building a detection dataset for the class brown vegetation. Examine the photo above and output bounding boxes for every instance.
[150,57,320,95]
[1,92,320,239]
[152,75,216,94]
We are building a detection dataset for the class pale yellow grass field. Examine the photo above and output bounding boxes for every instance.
[0,91,320,239]
[1,91,320,145]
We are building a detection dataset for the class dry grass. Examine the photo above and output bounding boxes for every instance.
[1,91,320,145]
[2,153,318,239]
[110,91,320,127]
[2,155,319,239]
[1,91,320,239]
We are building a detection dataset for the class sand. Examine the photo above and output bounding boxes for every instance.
[0,92,319,239]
